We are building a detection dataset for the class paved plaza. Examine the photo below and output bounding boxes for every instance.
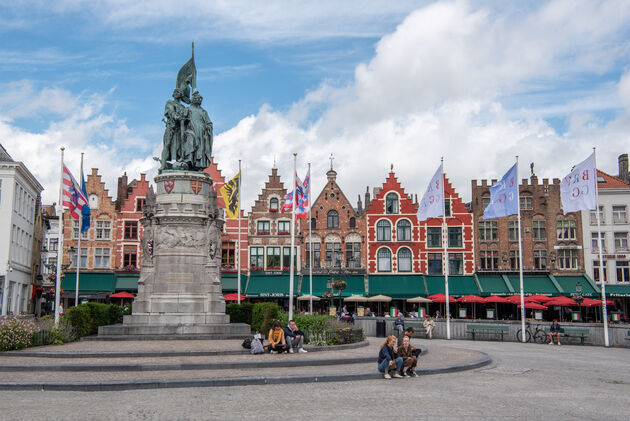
[0,338,628,420]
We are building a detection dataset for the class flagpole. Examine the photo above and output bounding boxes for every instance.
[289,153,297,320]
[55,147,65,325]
[441,157,451,340]
[237,160,242,305]
[515,156,526,342]
[75,153,84,308]
[593,148,610,347]
[308,162,313,315]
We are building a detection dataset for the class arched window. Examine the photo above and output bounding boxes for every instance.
[377,248,391,272]
[327,210,339,228]
[386,193,399,214]
[376,220,391,241]
[311,218,317,229]
[349,217,356,228]
[269,198,279,211]
[397,248,412,272]
[396,219,411,241]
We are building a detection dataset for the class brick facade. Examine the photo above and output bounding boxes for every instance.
[114,173,150,270]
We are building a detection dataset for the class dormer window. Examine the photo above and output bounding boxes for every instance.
[269,197,279,212]
[385,193,399,214]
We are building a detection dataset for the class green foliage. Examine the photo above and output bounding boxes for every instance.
[277,313,364,346]
[251,302,281,334]
[0,318,35,351]
[226,302,254,325]
[64,303,125,337]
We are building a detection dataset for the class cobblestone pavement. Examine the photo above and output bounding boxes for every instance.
[0,339,629,420]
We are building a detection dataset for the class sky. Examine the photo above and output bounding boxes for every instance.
[1,0,630,211]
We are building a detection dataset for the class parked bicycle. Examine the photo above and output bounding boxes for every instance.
[515,322,549,343]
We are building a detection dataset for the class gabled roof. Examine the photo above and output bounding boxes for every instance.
[0,143,14,162]
[597,169,630,189]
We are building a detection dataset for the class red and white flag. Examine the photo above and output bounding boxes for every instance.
[62,164,89,220]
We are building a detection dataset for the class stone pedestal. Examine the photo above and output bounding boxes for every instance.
[99,171,249,338]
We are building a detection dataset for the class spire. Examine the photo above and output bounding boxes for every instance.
[326,153,337,182]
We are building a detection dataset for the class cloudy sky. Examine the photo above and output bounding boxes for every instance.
[1,0,629,210]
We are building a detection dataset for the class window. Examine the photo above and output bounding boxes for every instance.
[266,247,281,269]
[590,206,604,225]
[397,220,411,241]
[311,218,317,229]
[136,198,145,212]
[346,242,361,268]
[397,248,412,272]
[89,194,99,210]
[556,220,576,240]
[306,242,321,268]
[250,247,264,269]
[46,257,57,273]
[49,238,58,251]
[94,248,110,268]
[448,227,462,247]
[614,232,628,251]
[533,250,547,270]
[593,260,607,282]
[222,242,236,266]
[349,217,356,228]
[123,245,137,268]
[327,210,339,228]
[613,206,627,224]
[480,250,498,270]
[326,243,342,268]
[591,232,606,252]
[532,220,546,240]
[277,220,290,235]
[557,249,578,270]
[519,196,532,210]
[385,193,399,214]
[96,221,111,240]
[617,261,629,282]
[481,197,490,211]
[376,220,391,241]
[448,253,463,275]
[71,247,88,268]
[444,198,451,217]
[282,247,297,268]
[377,248,391,272]
[509,250,520,270]
[428,253,442,275]
[73,220,88,240]
[269,198,279,211]
[479,221,497,241]
[124,221,138,239]
[508,221,519,241]
[427,227,441,248]
[257,220,270,235]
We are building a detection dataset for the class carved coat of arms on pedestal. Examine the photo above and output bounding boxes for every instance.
[164,179,175,194]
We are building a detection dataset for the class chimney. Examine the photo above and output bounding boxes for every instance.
[365,186,371,210]
[116,172,129,211]
[619,154,629,183]
[357,194,363,215]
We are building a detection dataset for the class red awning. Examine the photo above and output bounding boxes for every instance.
[428,293,457,303]
[483,296,510,304]
[517,302,548,310]
[580,298,615,307]
[457,294,485,303]
[109,292,135,299]
[525,294,554,303]
[545,296,578,307]
[223,293,247,302]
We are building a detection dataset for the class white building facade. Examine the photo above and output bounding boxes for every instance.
[0,145,44,315]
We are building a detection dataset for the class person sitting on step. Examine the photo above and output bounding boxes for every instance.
[267,321,287,354]
[377,335,404,379]
[284,319,308,353]
[397,335,418,377]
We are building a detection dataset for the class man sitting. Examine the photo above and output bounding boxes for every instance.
[284,319,308,353]
[548,319,563,345]
[394,313,405,334]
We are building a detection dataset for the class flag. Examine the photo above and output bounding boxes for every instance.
[62,164,89,220]
[417,164,444,221]
[483,163,519,219]
[80,170,91,233]
[296,169,310,220]
[560,153,597,214]
[220,171,240,219]
[281,173,303,214]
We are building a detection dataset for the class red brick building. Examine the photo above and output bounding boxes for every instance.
[114,173,150,270]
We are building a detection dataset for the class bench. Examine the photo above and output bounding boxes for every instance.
[624,330,630,341]
[544,327,590,345]
[466,324,509,341]
[404,321,428,337]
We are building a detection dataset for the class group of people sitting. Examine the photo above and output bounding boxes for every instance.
[377,327,421,379]
[267,320,309,354]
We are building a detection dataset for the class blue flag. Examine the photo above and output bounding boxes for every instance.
[483,163,519,219]
[80,171,91,233]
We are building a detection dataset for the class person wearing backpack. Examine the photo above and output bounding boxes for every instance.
[267,321,287,354]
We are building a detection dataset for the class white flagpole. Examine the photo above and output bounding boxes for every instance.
[75,152,84,308]
[308,162,313,315]
[441,157,451,340]
[237,160,242,305]
[55,147,66,325]
[516,156,526,342]
[593,147,610,347]
[289,153,297,320]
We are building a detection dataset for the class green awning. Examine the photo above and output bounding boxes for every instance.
[368,275,424,299]
[476,275,512,296]
[297,275,365,297]
[506,275,560,295]
[425,275,445,295]
[553,275,599,297]
[424,275,479,297]
[221,273,246,292]
[245,275,299,297]
[115,274,139,291]
[605,284,630,297]
[61,272,115,293]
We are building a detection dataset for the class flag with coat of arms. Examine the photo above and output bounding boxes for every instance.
[62,164,90,225]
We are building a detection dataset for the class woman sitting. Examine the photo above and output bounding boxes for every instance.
[377,335,404,379]
[397,335,418,377]
[267,321,287,354]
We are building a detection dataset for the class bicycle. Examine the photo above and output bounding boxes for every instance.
[515,322,549,344]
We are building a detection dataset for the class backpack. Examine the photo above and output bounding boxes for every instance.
[241,338,252,349]
[250,338,265,354]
